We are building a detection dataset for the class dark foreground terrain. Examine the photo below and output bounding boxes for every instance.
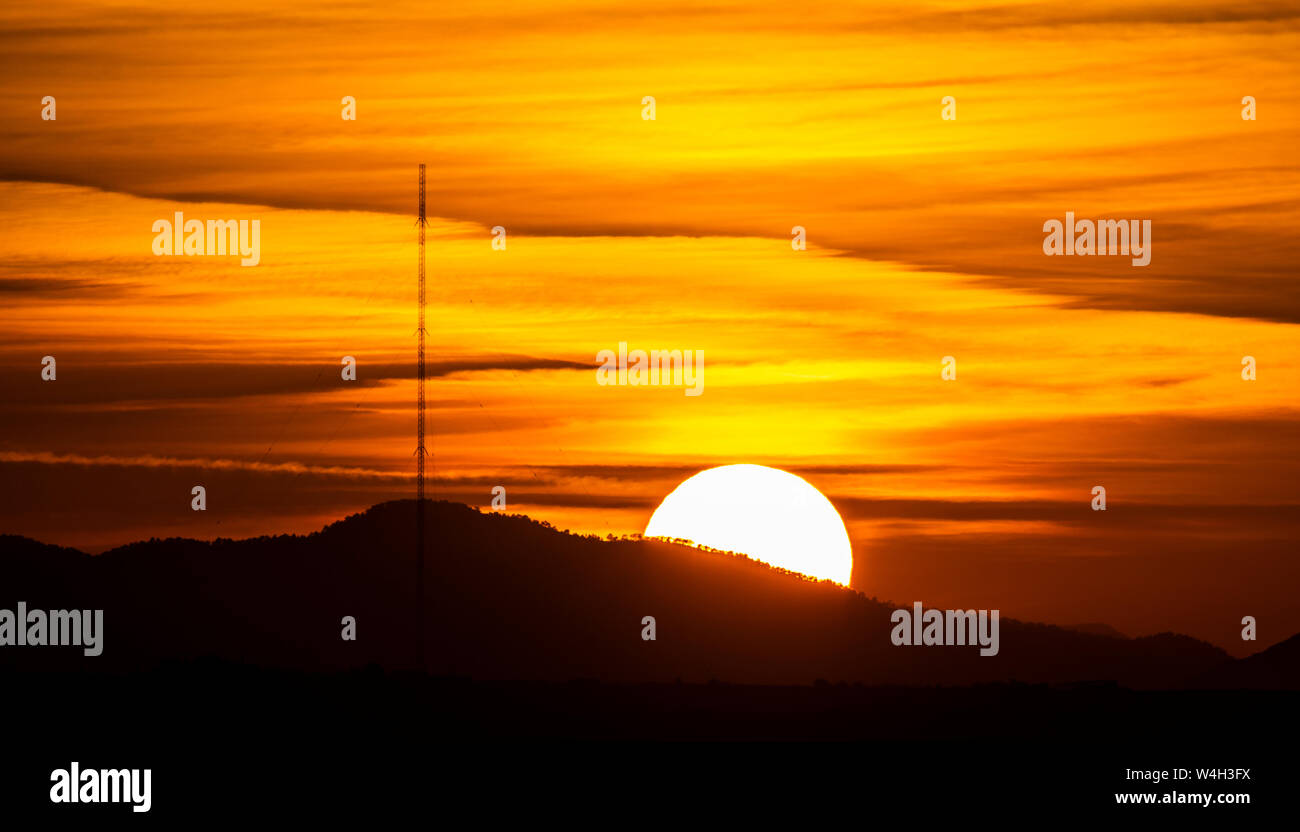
[3,501,1296,688]
[2,502,1294,817]
[2,660,1292,819]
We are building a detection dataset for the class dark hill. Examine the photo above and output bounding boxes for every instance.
[1191,633,1300,690]
[1063,622,1127,639]
[0,500,1276,688]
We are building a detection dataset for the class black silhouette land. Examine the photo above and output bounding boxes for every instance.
[2,500,1295,686]
[2,500,1293,816]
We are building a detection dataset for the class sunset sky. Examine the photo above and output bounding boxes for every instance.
[1,0,1296,654]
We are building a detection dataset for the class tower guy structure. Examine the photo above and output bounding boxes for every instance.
[415,163,428,670]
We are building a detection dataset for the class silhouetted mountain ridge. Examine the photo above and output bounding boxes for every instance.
[1063,622,1127,639]
[0,500,1281,688]
[1191,632,1300,690]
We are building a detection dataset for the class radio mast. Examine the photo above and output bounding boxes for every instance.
[415,164,428,671]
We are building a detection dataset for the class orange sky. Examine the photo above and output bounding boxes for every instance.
[1,0,1297,654]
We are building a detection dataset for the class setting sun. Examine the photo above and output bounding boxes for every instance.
[645,464,853,584]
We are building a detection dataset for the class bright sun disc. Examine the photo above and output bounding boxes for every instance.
[645,464,853,584]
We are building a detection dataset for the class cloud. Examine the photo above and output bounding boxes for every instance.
[0,276,137,297]
[0,355,593,407]
[835,496,1300,530]
[0,450,406,480]
[3,2,1297,324]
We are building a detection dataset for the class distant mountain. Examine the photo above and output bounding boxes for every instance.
[0,500,1284,689]
[1063,622,1127,639]
[1190,633,1300,690]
